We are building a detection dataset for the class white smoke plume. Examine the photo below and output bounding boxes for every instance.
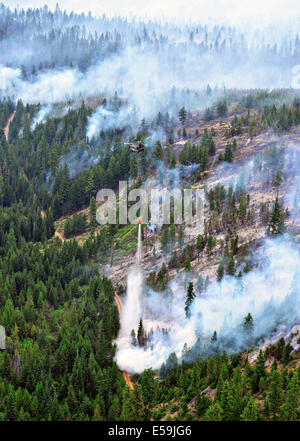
[31,104,53,130]
[87,105,137,140]
[116,236,300,373]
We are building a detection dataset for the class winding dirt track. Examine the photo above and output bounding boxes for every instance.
[122,370,134,390]
[41,199,65,242]
[114,292,123,315]
[4,112,16,142]
[114,292,134,390]
[55,230,65,242]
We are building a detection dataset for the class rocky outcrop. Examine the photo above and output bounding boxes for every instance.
[249,324,300,364]
[286,325,300,353]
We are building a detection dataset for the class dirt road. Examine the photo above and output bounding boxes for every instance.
[122,370,134,390]
[55,230,65,242]
[114,292,123,316]
[114,291,134,390]
[4,112,16,142]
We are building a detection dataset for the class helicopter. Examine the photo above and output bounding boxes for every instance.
[125,141,145,152]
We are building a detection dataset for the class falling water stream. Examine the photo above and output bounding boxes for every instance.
[117,223,143,350]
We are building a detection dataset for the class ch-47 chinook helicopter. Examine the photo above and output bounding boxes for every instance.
[125,140,145,152]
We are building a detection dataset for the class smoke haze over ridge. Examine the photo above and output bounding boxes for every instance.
[5,1,300,27]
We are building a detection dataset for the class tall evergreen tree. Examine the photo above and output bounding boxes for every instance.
[204,402,223,421]
[89,197,97,231]
[267,197,285,235]
[137,319,146,348]
[185,282,195,318]
[268,369,284,419]
[179,107,187,126]
[217,261,224,282]
[241,396,259,421]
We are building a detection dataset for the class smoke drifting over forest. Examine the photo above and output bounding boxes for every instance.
[1,3,300,137]
[117,237,300,373]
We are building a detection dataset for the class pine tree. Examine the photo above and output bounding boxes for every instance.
[179,107,187,126]
[185,282,195,318]
[130,329,137,347]
[152,141,164,161]
[169,154,176,168]
[215,373,224,403]
[255,350,266,382]
[5,391,17,421]
[281,373,300,421]
[206,84,212,96]
[211,331,218,343]
[226,256,236,275]
[267,197,284,235]
[220,379,234,421]
[138,368,155,406]
[216,100,228,117]
[204,402,223,421]
[120,386,136,421]
[191,361,201,389]
[272,169,282,188]
[243,313,254,349]
[160,363,167,379]
[282,343,293,365]
[217,261,224,282]
[50,147,59,177]
[241,396,259,421]
[232,366,244,419]
[224,143,233,162]
[89,197,97,231]
[196,234,205,252]
[85,168,95,197]
[204,107,213,121]
[239,193,247,223]
[67,384,78,415]
[108,395,120,420]
[184,254,191,272]
[207,136,216,156]
[132,384,146,421]
[200,146,209,171]
[207,235,216,253]
[137,319,146,348]
[268,369,284,419]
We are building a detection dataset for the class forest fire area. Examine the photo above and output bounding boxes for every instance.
[106,115,300,289]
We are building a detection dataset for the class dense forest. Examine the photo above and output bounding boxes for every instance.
[0,101,125,421]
